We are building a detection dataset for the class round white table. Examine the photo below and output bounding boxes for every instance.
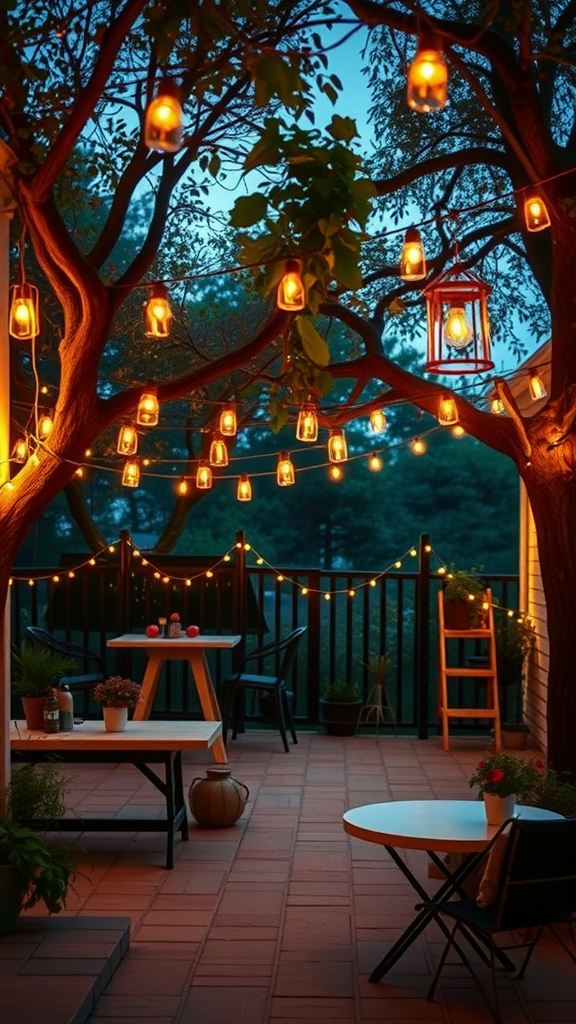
[343,799,560,981]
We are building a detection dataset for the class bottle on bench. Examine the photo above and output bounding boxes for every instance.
[57,684,74,732]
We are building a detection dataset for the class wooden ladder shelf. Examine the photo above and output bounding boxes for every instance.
[438,587,501,752]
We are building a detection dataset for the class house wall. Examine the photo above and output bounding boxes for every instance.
[520,484,548,752]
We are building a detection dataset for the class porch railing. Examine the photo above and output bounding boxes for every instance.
[10,530,520,736]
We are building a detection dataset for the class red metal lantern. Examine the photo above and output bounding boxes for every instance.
[423,261,493,374]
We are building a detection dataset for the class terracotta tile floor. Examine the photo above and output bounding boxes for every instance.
[12,731,576,1023]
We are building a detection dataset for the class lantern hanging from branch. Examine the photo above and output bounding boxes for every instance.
[136,388,159,426]
[523,193,551,232]
[327,428,348,463]
[407,34,448,113]
[237,474,252,501]
[144,79,183,153]
[296,403,318,442]
[438,395,459,426]
[117,424,138,455]
[209,437,228,466]
[277,452,295,486]
[9,280,40,340]
[277,259,305,311]
[219,404,237,436]
[423,261,493,374]
[145,283,172,337]
[399,227,427,280]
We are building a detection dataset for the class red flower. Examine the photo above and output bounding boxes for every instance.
[486,768,505,784]
[478,759,487,768]
[533,758,545,770]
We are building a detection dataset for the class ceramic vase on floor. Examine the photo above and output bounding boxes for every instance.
[103,706,128,732]
[484,791,516,825]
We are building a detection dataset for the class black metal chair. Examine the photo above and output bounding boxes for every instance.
[25,626,107,714]
[421,817,576,1023]
[221,626,307,753]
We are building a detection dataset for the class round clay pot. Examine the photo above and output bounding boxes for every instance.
[189,767,249,827]
[21,695,47,730]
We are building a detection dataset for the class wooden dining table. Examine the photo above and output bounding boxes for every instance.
[107,633,242,764]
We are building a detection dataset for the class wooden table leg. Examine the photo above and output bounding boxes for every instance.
[133,651,165,720]
[188,650,227,763]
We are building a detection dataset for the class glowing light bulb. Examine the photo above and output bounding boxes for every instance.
[177,476,189,496]
[438,395,458,426]
[327,428,347,463]
[277,452,295,486]
[117,424,138,456]
[196,462,213,489]
[399,227,426,280]
[524,194,551,232]
[220,405,237,436]
[12,438,28,463]
[237,474,252,501]
[329,464,343,481]
[412,438,426,455]
[369,409,387,434]
[122,459,140,488]
[38,413,53,439]
[491,397,505,415]
[9,283,39,339]
[144,80,183,153]
[296,404,318,442]
[209,437,228,466]
[444,304,472,349]
[277,259,305,311]
[452,424,465,437]
[407,35,448,113]
[137,388,159,426]
[368,454,383,472]
[145,284,172,337]
[528,371,547,401]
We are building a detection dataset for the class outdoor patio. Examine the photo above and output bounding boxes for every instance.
[3,730,575,1024]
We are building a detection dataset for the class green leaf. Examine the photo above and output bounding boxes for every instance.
[296,318,330,367]
[326,115,358,143]
[269,403,289,434]
[229,193,269,228]
[330,234,363,291]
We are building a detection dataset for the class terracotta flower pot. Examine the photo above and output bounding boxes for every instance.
[20,695,47,730]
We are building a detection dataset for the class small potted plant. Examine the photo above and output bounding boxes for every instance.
[494,613,536,744]
[93,676,142,732]
[468,751,534,824]
[11,642,78,729]
[442,566,485,629]
[320,681,362,736]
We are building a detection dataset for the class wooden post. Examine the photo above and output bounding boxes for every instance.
[416,533,431,740]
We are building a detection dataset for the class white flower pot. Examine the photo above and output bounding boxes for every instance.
[103,706,128,732]
[483,791,516,825]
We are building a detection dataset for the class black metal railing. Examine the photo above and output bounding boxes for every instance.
[10,530,519,735]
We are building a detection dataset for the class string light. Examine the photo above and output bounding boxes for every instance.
[277,259,305,311]
[523,194,551,232]
[220,405,237,436]
[438,395,459,426]
[176,476,189,496]
[209,436,228,466]
[196,461,213,489]
[117,424,138,456]
[296,403,318,442]
[452,424,465,437]
[122,459,140,487]
[137,388,159,426]
[368,453,383,471]
[491,397,505,415]
[144,78,183,153]
[406,33,448,113]
[327,428,348,462]
[276,452,295,486]
[9,281,40,340]
[144,283,172,337]
[369,409,387,434]
[399,227,426,280]
[38,412,54,439]
[528,370,547,401]
[12,438,28,463]
[412,438,426,455]
[237,473,252,501]
[329,464,343,480]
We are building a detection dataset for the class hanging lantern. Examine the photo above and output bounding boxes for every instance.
[524,194,551,232]
[145,283,172,337]
[369,409,387,434]
[407,34,448,113]
[277,259,305,311]
[528,370,547,401]
[438,395,459,426]
[117,424,138,456]
[423,261,493,374]
[209,436,228,466]
[237,473,252,501]
[12,438,28,463]
[38,412,53,439]
[412,438,426,455]
[277,452,295,486]
[122,459,140,488]
[491,397,505,415]
[196,461,213,489]
[296,403,318,442]
[9,281,40,340]
[399,227,427,280]
[176,476,189,496]
[144,79,183,153]
[368,453,383,472]
[219,405,237,436]
[327,428,347,463]
[137,388,159,426]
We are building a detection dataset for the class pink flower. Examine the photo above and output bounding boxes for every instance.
[486,768,505,784]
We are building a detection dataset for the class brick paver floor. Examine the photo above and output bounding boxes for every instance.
[11,731,576,1023]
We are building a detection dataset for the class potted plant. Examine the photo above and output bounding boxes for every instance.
[11,642,78,729]
[468,750,535,824]
[442,566,485,629]
[0,763,79,936]
[93,676,142,731]
[320,681,362,737]
[493,613,536,744]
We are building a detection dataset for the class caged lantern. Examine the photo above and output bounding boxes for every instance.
[423,261,494,375]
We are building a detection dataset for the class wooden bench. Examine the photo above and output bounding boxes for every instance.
[10,720,223,868]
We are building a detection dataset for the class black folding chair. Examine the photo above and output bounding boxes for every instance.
[25,626,107,715]
[221,626,307,752]
[420,817,576,1023]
